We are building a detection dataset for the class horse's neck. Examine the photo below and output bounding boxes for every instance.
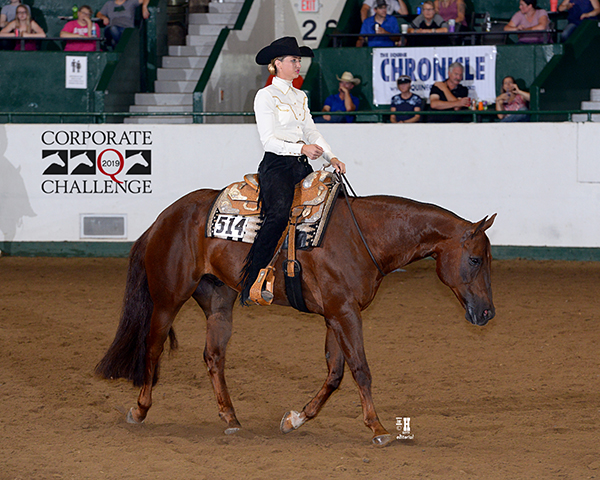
[359,197,463,272]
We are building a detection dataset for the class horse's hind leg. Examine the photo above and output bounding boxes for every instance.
[281,325,345,434]
[192,275,241,434]
[129,305,181,424]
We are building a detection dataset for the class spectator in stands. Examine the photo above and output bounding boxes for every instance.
[504,0,550,44]
[0,4,45,50]
[97,0,149,50]
[357,0,401,47]
[390,75,422,123]
[434,0,467,31]
[429,61,471,123]
[0,0,29,28]
[60,5,99,52]
[360,0,408,22]
[408,0,449,46]
[315,71,360,123]
[495,75,530,122]
[558,0,600,41]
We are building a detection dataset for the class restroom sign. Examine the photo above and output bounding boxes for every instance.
[298,0,319,12]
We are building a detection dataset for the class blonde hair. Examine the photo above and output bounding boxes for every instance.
[268,56,286,76]
[15,5,32,33]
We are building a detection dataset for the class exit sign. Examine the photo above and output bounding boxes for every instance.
[298,0,319,12]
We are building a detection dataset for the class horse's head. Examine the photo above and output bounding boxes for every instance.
[434,214,496,326]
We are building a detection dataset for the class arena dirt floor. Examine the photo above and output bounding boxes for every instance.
[1,256,599,479]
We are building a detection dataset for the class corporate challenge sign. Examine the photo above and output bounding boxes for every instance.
[372,46,497,106]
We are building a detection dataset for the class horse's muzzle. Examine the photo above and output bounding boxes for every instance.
[466,304,495,326]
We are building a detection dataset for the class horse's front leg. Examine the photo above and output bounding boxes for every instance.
[326,311,392,446]
[281,324,345,434]
[193,277,241,434]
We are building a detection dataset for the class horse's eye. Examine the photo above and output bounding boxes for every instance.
[469,257,482,267]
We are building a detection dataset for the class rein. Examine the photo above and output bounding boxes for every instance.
[335,172,386,277]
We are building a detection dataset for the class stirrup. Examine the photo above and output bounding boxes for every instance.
[249,266,275,306]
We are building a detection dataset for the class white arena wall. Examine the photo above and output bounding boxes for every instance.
[1,122,599,258]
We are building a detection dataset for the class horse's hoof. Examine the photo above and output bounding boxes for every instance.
[280,410,306,434]
[126,407,144,424]
[224,427,241,435]
[372,433,393,447]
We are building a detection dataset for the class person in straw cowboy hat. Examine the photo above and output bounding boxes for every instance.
[315,71,361,124]
[239,36,346,306]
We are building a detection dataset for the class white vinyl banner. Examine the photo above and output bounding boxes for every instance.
[372,46,497,106]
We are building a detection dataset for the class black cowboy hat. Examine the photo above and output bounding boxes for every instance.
[255,36,314,65]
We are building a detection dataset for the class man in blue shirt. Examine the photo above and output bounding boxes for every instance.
[315,71,361,123]
[357,0,400,47]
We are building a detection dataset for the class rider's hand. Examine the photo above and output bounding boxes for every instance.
[330,157,346,174]
[301,144,324,160]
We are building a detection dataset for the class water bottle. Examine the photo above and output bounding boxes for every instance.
[92,23,97,36]
[448,19,455,33]
[72,4,78,19]
[484,12,491,32]
[417,4,421,14]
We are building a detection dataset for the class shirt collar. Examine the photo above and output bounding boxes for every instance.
[272,76,293,94]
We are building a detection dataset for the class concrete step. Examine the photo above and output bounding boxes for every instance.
[130,104,193,113]
[162,55,208,69]
[188,12,237,25]
[571,113,600,122]
[134,92,193,106]
[185,33,219,46]
[590,89,600,102]
[124,116,194,124]
[168,44,213,56]
[157,68,203,81]
[187,24,226,36]
[581,101,600,110]
[154,80,196,93]
[208,2,243,14]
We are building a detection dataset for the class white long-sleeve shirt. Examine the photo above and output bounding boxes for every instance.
[253,76,336,162]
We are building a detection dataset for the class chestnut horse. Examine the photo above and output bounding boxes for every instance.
[96,187,496,446]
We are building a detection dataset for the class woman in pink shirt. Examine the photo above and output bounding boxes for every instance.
[495,76,531,122]
[434,0,467,29]
[504,0,550,43]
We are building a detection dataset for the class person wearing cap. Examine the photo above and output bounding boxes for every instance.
[357,0,401,47]
[390,75,422,123]
[239,36,346,305]
[360,0,408,22]
[315,71,360,124]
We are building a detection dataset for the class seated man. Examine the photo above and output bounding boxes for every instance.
[97,0,149,50]
[408,0,449,46]
[357,0,400,47]
[315,71,360,124]
[390,75,422,123]
[360,0,408,22]
[429,61,471,123]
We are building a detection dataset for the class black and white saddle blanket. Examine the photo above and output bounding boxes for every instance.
[206,170,340,249]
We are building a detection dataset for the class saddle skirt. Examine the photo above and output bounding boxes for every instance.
[206,170,340,248]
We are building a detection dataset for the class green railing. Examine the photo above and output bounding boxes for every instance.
[0,109,598,123]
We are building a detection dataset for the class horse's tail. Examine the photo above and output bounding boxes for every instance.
[95,230,177,387]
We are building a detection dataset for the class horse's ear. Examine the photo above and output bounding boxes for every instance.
[470,213,497,238]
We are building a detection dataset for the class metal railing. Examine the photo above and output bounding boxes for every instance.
[0,109,599,123]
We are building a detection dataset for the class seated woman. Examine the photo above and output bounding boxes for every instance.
[390,75,422,124]
[434,0,467,31]
[504,0,550,44]
[60,5,99,52]
[0,4,45,50]
[495,76,530,122]
[558,0,600,41]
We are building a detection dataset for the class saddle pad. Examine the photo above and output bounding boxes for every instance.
[206,171,340,249]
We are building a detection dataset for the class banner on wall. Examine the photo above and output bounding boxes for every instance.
[372,46,497,106]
